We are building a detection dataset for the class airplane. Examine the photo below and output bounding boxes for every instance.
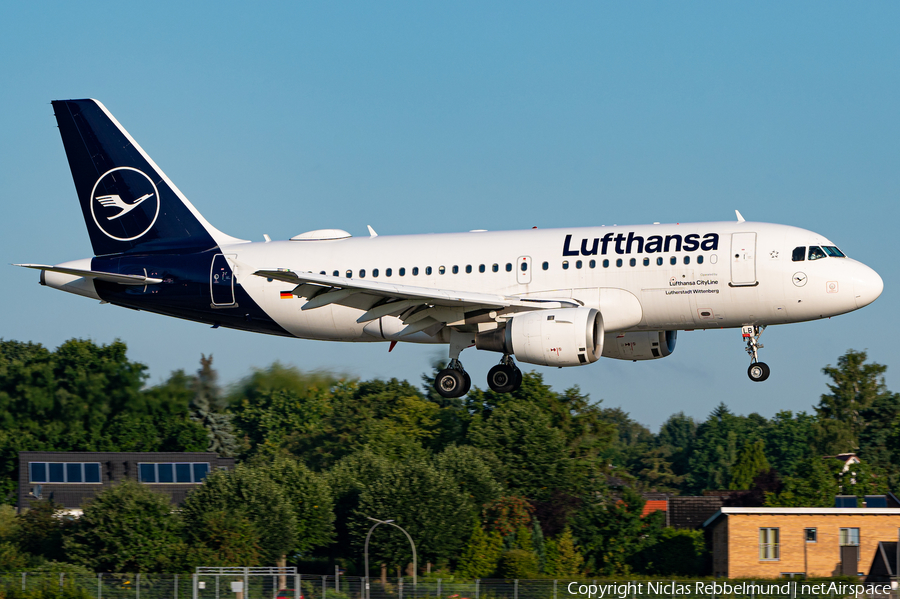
[17,99,884,398]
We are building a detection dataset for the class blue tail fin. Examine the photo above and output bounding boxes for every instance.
[52,99,242,256]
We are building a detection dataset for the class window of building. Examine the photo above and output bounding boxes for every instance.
[506,263,513,272]
[805,528,817,543]
[792,247,806,262]
[866,495,888,508]
[759,528,779,560]
[840,527,860,561]
[576,260,582,269]
[139,462,210,484]
[30,462,102,484]
[542,261,549,271]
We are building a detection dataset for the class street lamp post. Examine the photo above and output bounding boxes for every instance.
[363,517,418,599]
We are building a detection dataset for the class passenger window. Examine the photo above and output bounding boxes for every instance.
[643,258,649,266]
[346,270,352,278]
[657,258,663,266]
[399,267,405,276]
[521,262,528,271]
[492,264,499,273]
[542,261,549,270]
[603,259,609,268]
[576,260,582,269]
[466,265,472,273]
[670,256,677,265]
[425,266,432,275]
[684,256,690,265]
[562,261,569,270]
[616,259,623,267]
[479,264,486,273]
[360,269,366,278]
[452,265,458,274]
[373,269,379,277]
[386,268,392,277]
[589,259,596,268]
[824,246,846,257]
[506,263,513,272]
[439,266,446,274]
[333,270,339,277]
[697,255,704,265]
[412,267,419,276]
[792,247,806,262]
[629,258,636,267]
[808,246,827,261]
[320,271,326,275]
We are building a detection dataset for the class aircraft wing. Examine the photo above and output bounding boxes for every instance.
[253,268,579,333]
[14,264,163,286]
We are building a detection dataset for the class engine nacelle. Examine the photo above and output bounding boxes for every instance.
[601,330,677,361]
[475,308,604,367]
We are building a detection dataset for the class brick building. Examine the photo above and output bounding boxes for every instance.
[704,507,900,579]
[18,451,235,515]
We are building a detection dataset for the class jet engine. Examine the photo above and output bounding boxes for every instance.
[601,330,677,361]
[475,308,603,367]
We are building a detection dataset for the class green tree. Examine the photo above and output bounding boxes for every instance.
[181,464,297,564]
[656,412,697,481]
[498,548,539,579]
[261,454,335,553]
[544,527,585,577]
[190,355,238,457]
[65,481,183,572]
[684,404,766,493]
[456,524,503,579]
[632,527,707,576]
[15,500,70,562]
[184,509,262,567]
[815,350,895,453]
[483,496,533,537]
[433,445,504,514]
[729,440,771,490]
[762,411,816,478]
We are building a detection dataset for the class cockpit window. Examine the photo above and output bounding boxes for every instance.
[808,246,827,261]
[792,247,806,262]
[823,246,845,257]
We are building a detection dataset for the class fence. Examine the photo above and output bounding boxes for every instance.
[0,574,893,599]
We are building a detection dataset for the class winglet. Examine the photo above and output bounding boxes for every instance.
[367,225,378,238]
[735,210,746,223]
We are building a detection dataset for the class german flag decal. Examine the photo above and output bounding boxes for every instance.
[280,291,293,299]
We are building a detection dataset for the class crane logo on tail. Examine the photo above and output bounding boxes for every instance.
[90,167,160,241]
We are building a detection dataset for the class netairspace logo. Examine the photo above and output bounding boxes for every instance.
[565,582,893,599]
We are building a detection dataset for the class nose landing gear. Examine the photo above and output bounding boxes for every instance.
[743,325,770,382]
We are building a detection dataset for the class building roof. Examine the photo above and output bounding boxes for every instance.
[703,506,900,528]
[642,499,668,517]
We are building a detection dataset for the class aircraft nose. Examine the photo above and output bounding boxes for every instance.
[854,263,883,309]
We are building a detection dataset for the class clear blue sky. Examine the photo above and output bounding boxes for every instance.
[2,2,897,430]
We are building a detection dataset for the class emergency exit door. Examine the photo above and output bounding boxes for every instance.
[730,233,757,286]
[517,256,532,284]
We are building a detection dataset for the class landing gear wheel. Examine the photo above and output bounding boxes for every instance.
[488,364,517,393]
[435,368,469,398]
[748,362,770,382]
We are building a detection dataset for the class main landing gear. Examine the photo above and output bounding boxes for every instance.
[433,331,523,398]
[742,324,770,382]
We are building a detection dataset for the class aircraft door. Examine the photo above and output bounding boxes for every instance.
[516,256,532,285]
[210,254,237,306]
[730,233,757,286]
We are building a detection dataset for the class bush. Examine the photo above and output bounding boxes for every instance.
[498,549,539,579]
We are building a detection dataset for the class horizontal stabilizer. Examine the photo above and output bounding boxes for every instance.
[14,264,162,286]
